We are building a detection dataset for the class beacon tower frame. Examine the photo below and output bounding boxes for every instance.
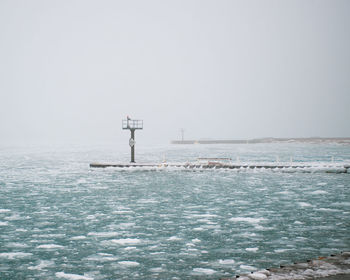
[122,117,143,163]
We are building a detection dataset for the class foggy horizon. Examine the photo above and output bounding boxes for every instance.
[1,0,350,147]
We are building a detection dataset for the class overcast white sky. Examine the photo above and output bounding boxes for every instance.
[1,0,349,146]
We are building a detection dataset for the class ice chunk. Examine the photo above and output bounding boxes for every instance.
[111,238,141,245]
[193,268,216,275]
[246,247,259,252]
[311,190,328,195]
[230,217,266,224]
[299,202,312,207]
[37,244,64,249]
[70,236,87,240]
[219,259,235,265]
[87,232,119,238]
[167,236,182,241]
[28,260,54,270]
[0,252,33,259]
[55,272,93,280]
[118,261,140,267]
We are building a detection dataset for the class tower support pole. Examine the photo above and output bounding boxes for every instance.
[130,129,135,163]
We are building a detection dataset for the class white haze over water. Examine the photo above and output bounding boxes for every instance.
[1,0,350,146]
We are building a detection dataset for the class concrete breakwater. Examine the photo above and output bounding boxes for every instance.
[171,137,350,145]
[90,162,350,173]
[222,251,350,280]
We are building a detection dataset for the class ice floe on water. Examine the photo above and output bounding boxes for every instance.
[167,236,182,241]
[118,261,140,267]
[36,244,64,249]
[246,247,259,252]
[55,272,93,280]
[112,209,134,215]
[137,198,158,204]
[298,202,312,207]
[219,259,236,265]
[85,253,119,262]
[5,242,29,248]
[70,235,87,240]
[311,190,328,195]
[15,228,27,232]
[317,207,341,212]
[0,252,33,259]
[230,217,267,224]
[149,267,165,273]
[87,231,120,238]
[123,246,138,251]
[110,238,142,245]
[28,260,55,270]
[192,267,217,275]
[274,248,291,253]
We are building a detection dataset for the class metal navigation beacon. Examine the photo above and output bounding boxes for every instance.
[122,116,143,163]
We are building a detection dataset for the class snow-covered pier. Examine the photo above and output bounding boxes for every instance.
[90,162,350,173]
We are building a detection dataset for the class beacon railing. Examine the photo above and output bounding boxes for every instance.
[122,119,143,130]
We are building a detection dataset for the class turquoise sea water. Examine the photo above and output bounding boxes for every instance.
[0,143,349,279]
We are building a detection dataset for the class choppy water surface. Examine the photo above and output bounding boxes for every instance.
[0,143,349,279]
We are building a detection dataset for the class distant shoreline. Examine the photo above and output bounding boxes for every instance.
[171,137,350,145]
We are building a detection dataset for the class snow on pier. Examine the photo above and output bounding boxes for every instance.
[90,161,350,173]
